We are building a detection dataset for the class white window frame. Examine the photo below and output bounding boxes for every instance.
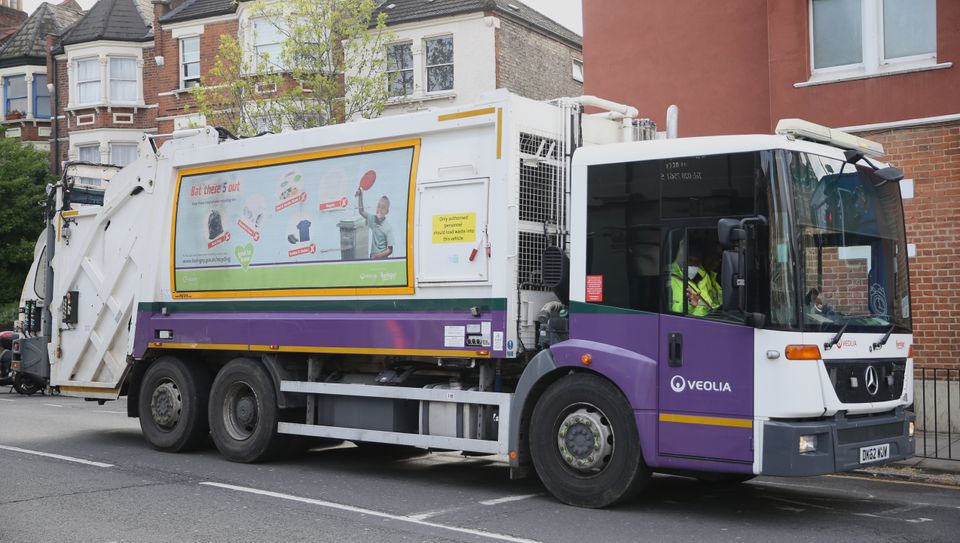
[108,56,138,104]
[572,59,584,83]
[251,16,284,72]
[876,0,937,66]
[74,57,101,105]
[808,0,939,82]
[180,35,201,89]
[386,41,414,97]
[77,143,102,186]
[109,142,139,167]
[423,34,454,94]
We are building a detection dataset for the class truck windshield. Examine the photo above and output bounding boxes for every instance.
[785,151,911,333]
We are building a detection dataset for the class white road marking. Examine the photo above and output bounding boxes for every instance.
[854,512,933,524]
[43,403,65,408]
[0,444,114,468]
[776,506,805,513]
[479,494,541,506]
[200,482,541,543]
[0,398,16,402]
[406,508,463,521]
[90,410,128,414]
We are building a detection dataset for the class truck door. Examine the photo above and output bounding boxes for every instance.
[656,228,755,466]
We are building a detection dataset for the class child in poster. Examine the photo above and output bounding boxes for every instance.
[356,189,395,259]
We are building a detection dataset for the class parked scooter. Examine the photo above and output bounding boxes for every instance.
[1,330,44,395]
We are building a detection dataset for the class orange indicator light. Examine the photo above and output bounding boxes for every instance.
[581,354,592,365]
[785,345,821,360]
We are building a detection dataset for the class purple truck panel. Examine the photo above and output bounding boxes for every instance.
[134,309,508,358]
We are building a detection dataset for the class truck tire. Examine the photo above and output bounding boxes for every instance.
[208,357,283,463]
[530,373,650,508]
[12,373,43,396]
[138,356,212,452]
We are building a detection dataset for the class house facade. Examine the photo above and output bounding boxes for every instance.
[583,0,959,375]
[0,1,79,150]
[373,0,583,114]
[47,0,582,172]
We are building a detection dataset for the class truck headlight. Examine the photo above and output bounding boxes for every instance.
[908,421,915,437]
[799,434,818,454]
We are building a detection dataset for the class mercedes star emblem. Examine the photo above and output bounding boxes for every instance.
[864,366,880,396]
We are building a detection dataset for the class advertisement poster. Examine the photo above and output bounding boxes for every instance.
[172,142,417,296]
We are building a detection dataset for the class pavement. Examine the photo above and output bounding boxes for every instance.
[854,430,960,488]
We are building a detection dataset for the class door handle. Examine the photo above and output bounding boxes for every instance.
[668,332,683,367]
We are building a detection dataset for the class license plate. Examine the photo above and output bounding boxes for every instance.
[859,443,890,464]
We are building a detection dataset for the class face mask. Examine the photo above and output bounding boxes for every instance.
[687,266,700,280]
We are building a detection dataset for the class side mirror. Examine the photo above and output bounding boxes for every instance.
[874,166,904,184]
[717,218,745,249]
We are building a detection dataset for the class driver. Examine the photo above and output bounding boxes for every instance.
[671,243,719,316]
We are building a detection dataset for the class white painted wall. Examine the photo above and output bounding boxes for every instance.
[379,13,499,116]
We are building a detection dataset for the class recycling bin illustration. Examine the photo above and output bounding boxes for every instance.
[338,217,369,260]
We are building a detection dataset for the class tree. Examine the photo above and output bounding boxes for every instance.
[192,0,393,136]
[0,138,52,310]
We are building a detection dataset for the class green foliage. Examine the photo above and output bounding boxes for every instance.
[192,0,393,136]
[0,138,51,305]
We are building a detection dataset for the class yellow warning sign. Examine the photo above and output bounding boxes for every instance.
[432,213,477,244]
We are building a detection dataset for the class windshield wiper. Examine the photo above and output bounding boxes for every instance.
[871,325,896,352]
[824,319,849,351]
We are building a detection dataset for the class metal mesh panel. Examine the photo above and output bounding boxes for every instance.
[518,131,567,291]
[518,231,549,291]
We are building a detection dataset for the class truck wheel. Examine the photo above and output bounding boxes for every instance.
[138,356,211,452]
[208,357,282,463]
[530,373,650,508]
[12,373,43,396]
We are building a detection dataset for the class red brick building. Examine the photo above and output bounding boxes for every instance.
[584,0,959,372]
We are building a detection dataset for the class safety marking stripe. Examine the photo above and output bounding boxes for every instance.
[438,107,497,122]
[59,386,122,395]
[659,413,753,428]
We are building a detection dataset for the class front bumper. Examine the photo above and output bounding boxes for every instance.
[761,408,914,477]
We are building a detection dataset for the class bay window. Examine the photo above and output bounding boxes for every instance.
[4,75,26,116]
[34,74,50,119]
[110,143,138,167]
[109,57,137,102]
[75,57,100,104]
[252,17,283,70]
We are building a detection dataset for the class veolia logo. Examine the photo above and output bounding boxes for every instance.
[670,375,732,393]
[670,375,686,392]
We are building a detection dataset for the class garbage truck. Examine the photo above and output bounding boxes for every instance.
[12,90,916,507]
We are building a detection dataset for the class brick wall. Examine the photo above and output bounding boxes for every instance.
[0,5,25,28]
[153,17,239,134]
[497,17,582,101]
[859,122,960,371]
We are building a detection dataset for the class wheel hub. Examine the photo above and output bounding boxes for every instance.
[150,381,182,429]
[235,395,256,427]
[223,382,258,441]
[557,407,614,473]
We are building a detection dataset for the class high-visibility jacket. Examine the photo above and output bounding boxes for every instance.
[671,263,720,316]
